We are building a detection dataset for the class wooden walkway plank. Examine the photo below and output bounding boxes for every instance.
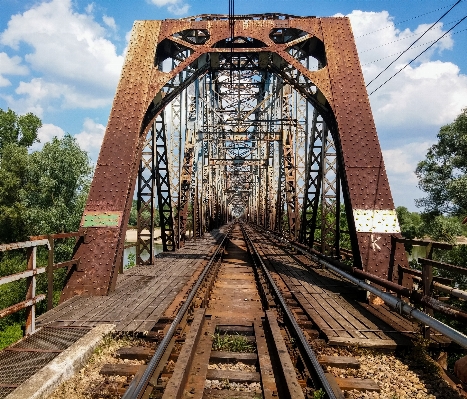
[264,250,355,339]
[94,278,170,329]
[67,276,154,326]
[253,234,403,347]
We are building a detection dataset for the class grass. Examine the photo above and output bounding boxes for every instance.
[211,332,255,353]
[313,388,325,399]
[0,322,23,350]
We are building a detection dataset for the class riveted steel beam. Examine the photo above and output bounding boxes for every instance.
[62,15,409,301]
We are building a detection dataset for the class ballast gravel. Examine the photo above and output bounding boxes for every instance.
[312,341,465,399]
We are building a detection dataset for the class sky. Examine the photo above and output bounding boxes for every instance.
[0,0,466,211]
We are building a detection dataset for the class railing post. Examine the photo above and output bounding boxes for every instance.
[25,246,37,335]
[47,235,54,311]
[397,264,403,299]
[421,259,433,340]
[422,242,434,339]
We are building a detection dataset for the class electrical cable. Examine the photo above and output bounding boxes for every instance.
[369,15,467,96]
[366,0,463,87]
[360,17,464,53]
[363,27,467,65]
[356,2,460,38]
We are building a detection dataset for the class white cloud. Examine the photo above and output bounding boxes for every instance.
[103,15,117,31]
[85,3,95,14]
[382,141,432,184]
[3,78,110,116]
[343,11,467,210]
[345,11,465,131]
[0,52,28,87]
[381,141,435,209]
[0,0,124,112]
[74,118,105,161]
[30,123,65,151]
[30,118,105,161]
[149,0,190,15]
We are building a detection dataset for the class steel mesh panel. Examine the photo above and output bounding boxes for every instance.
[0,387,16,398]
[11,327,90,351]
[0,351,57,385]
[0,327,91,398]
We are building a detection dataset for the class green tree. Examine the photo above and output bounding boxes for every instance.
[26,135,91,236]
[0,109,91,243]
[396,206,423,240]
[0,108,41,149]
[416,108,467,216]
[129,200,138,226]
[0,109,93,348]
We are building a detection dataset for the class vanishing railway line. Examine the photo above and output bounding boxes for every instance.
[116,222,337,398]
[85,222,461,399]
[4,222,467,399]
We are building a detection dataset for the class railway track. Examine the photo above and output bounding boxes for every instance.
[81,222,465,399]
[102,223,341,398]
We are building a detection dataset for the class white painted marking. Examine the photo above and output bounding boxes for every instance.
[353,209,400,234]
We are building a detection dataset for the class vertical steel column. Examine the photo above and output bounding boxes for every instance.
[154,113,175,252]
[300,109,325,247]
[320,128,340,257]
[137,125,155,265]
[282,85,298,239]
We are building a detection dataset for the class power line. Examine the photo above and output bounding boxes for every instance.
[369,16,467,96]
[362,27,467,66]
[366,0,463,87]
[360,17,464,54]
[356,2,459,38]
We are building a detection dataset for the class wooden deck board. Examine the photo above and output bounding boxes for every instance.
[36,235,220,333]
[286,265,380,339]
[254,236,409,347]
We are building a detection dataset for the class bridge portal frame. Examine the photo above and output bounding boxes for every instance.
[61,14,409,302]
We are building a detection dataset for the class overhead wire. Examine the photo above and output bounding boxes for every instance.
[369,15,467,95]
[360,17,464,53]
[366,0,463,87]
[356,2,458,38]
[363,27,467,66]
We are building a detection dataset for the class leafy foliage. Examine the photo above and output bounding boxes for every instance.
[396,206,423,240]
[0,108,41,149]
[26,135,91,236]
[129,200,137,226]
[416,108,467,216]
[0,108,92,243]
[0,108,92,348]
[128,199,161,227]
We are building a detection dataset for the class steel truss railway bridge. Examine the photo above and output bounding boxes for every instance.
[4,15,467,399]
[62,13,411,301]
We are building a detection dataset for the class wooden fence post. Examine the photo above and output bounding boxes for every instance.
[25,246,37,335]
[47,235,54,311]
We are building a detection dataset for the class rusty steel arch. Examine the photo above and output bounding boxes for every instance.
[61,14,410,302]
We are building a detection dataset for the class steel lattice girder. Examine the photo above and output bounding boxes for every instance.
[61,15,409,301]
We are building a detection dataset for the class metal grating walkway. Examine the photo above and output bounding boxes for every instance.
[0,326,90,398]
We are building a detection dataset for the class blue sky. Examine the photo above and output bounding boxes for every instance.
[1,0,466,211]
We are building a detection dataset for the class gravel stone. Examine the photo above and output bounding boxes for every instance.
[311,341,465,399]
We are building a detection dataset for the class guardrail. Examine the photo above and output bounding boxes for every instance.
[392,237,467,340]
[0,232,83,335]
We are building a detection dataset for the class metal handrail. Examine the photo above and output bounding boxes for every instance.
[277,233,467,349]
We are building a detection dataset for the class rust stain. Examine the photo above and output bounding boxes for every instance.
[61,14,408,301]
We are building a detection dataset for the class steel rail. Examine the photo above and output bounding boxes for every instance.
[241,224,338,399]
[122,227,232,399]
[267,230,467,349]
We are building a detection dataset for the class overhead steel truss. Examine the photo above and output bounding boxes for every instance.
[61,14,411,301]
